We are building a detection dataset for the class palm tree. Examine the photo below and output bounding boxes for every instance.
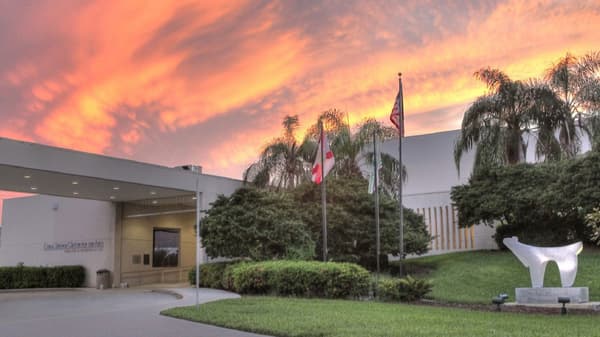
[305,111,406,196]
[244,115,314,189]
[304,109,362,178]
[545,51,600,151]
[356,118,407,197]
[454,68,568,172]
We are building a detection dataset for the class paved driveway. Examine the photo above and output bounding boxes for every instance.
[0,287,270,337]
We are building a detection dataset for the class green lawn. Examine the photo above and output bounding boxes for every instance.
[401,248,600,304]
[162,297,600,337]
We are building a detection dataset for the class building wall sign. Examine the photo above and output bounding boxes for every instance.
[44,240,104,253]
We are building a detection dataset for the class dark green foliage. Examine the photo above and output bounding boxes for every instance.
[585,208,600,244]
[452,152,600,247]
[225,260,370,299]
[0,265,85,289]
[291,176,431,266]
[200,187,315,260]
[201,177,430,266]
[188,261,239,289]
[378,275,433,302]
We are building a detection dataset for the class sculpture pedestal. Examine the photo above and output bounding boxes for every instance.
[516,287,589,304]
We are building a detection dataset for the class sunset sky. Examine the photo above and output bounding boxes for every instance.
[1,0,599,186]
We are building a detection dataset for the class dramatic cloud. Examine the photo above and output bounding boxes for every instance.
[1,0,599,184]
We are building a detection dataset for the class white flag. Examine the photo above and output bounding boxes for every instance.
[311,130,335,184]
[368,139,382,194]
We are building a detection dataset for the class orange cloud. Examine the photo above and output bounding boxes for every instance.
[0,0,598,180]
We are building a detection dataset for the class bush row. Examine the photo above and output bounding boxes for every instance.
[0,265,86,289]
[190,260,370,299]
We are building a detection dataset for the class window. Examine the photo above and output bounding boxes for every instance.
[152,228,180,267]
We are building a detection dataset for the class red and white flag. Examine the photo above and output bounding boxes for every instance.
[311,130,335,184]
[390,77,405,137]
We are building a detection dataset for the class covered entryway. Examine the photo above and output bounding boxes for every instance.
[0,137,241,286]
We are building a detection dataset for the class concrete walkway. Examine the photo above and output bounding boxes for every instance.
[0,286,271,337]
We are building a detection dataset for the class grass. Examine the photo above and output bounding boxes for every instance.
[400,248,600,304]
[162,296,600,337]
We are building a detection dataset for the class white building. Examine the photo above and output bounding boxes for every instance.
[382,128,593,256]
[2,129,588,286]
[0,137,241,287]
[380,130,495,255]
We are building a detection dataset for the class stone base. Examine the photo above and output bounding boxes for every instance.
[516,287,589,304]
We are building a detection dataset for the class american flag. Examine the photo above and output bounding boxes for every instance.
[390,75,405,137]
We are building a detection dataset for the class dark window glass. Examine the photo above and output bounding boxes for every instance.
[152,228,179,267]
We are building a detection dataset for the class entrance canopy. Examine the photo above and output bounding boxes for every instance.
[0,137,237,204]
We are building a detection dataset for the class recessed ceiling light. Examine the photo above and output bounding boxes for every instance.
[72,181,79,185]
[73,192,79,195]
[113,187,120,190]
[30,186,37,190]
[152,200,158,204]
[24,175,31,179]
[192,196,197,200]
[150,191,156,195]
[109,196,116,200]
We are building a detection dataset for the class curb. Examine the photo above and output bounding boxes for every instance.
[0,287,83,294]
[150,288,184,300]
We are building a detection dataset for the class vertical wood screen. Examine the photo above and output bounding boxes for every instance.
[415,206,474,251]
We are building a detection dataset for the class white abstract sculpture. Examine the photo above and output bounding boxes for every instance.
[503,236,583,288]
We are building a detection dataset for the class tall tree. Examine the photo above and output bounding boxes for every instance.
[454,68,567,172]
[304,109,360,177]
[545,51,600,151]
[305,111,406,196]
[356,118,407,198]
[244,115,315,188]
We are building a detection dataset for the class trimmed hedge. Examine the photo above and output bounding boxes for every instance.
[188,261,238,289]
[0,265,86,289]
[378,275,432,302]
[226,260,370,299]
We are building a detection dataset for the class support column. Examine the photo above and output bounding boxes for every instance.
[112,203,123,287]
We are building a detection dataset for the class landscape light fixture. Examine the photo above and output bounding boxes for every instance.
[558,297,570,315]
[492,293,508,312]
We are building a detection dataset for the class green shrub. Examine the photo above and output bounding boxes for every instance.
[231,262,272,294]
[378,275,432,302]
[452,153,600,247]
[226,260,370,299]
[188,261,239,289]
[585,207,600,244]
[0,265,85,289]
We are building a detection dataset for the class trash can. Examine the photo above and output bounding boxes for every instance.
[96,269,111,289]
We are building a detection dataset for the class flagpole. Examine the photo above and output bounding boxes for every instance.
[320,121,328,262]
[374,132,381,291]
[195,174,201,309]
[397,72,404,277]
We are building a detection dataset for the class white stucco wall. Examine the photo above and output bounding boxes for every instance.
[379,130,497,253]
[0,195,115,287]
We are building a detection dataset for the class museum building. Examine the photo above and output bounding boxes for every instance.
[0,137,241,287]
[1,129,553,288]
